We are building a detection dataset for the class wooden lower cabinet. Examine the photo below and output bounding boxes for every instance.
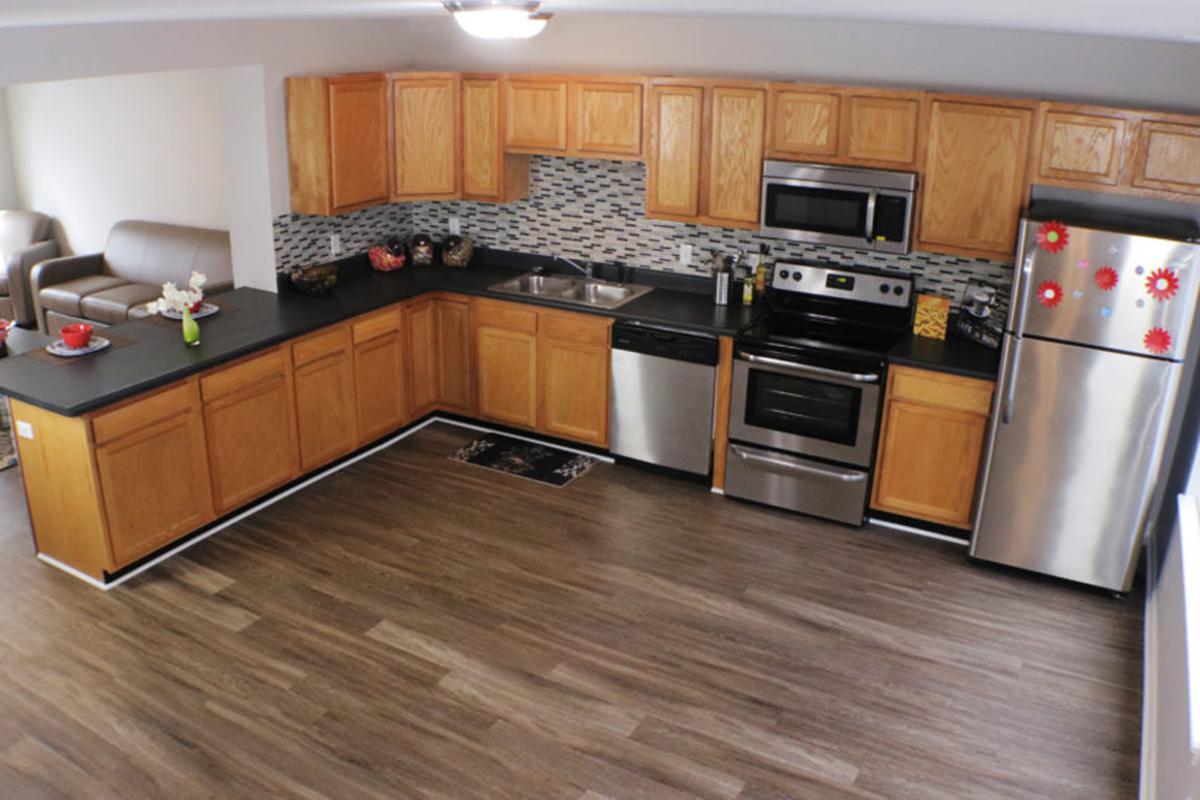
[473,298,539,429]
[538,311,612,446]
[201,348,301,514]
[292,326,358,471]
[92,380,214,567]
[436,297,474,414]
[406,297,439,416]
[353,308,409,444]
[870,366,994,529]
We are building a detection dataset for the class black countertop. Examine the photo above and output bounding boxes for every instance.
[887,331,1001,381]
[0,257,760,417]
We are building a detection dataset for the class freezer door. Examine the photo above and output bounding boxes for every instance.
[1013,219,1200,359]
[972,334,1181,591]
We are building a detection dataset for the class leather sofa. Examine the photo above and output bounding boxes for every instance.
[31,220,232,334]
[0,210,58,328]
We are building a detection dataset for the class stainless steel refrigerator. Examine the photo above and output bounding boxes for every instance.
[972,218,1200,592]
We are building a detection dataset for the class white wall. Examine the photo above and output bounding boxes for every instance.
[0,89,19,209]
[7,68,231,255]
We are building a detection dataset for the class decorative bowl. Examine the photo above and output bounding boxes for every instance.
[441,235,474,269]
[60,323,95,349]
[289,262,339,296]
[369,245,406,272]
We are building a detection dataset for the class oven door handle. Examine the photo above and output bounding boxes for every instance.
[737,351,880,384]
[731,445,867,483]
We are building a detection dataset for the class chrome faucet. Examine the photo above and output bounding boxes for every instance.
[555,255,592,278]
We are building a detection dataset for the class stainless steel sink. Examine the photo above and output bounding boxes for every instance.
[488,271,653,310]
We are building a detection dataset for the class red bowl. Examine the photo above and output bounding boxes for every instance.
[60,323,94,349]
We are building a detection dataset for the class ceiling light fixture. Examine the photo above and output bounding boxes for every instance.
[443,2,552,40]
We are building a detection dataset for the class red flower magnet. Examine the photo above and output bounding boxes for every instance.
[1145,268,1180,301]
[1145,327,1172,354]
[1036,280,1063,308]
[1094,266,1119,291]
[1036,221,1069,253]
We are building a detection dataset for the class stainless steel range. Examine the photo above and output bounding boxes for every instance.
[725,261,913,524]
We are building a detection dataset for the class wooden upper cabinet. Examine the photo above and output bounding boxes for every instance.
[392,74,460,200]
[291,326,357,471]
[287,74,389,216]
[506,77,568,153]
[462,76,530,203]
[91,380,215,567]
[646,82,705,219]
[1033,105,1129,187]
[843,93,921,166]
[1131,118,1200,196]
[917,97,1033,261]
[570,79,644,159]
[707,85,767,225]
[768,87,840,159]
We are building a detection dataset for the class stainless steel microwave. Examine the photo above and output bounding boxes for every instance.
[760,161,916,254]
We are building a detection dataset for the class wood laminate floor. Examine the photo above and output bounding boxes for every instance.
[0,423,1143,799]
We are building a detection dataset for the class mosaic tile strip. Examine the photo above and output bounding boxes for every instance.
[274,156,1013,309]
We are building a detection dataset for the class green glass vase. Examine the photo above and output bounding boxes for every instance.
[181,306,201,347]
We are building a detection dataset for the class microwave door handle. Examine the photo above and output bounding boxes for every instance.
[737,351,880,383]
[864,191,877,244]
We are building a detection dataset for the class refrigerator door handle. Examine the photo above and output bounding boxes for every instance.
[1009,220,1034,337]
[1001,336,1022,425]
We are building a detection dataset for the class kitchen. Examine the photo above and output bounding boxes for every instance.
[0,1,1190,800]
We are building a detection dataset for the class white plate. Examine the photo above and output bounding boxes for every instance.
[46,336,111,358]
[159,303,219,321]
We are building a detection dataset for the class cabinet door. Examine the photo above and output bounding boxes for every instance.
[1131,119,1200,196]
[354,310,408,443]
[1036,109,1126,187]
[392,75,460,200]
[473,300,539,429]
[571,80,643,158]
[768,87,839,159]
[538,312,611,447]
[406,298,439,417]
[871,399,987,528]
[292,328,357,471]
[918,99,1032,260]
[462,78,503,200]
[437,297,473,413]
[646,83,705,219]
[706,86,767,225]
[843,94,921,166]
[506,78,568,152]
[93,383,214,566]
[202,350,300,514]
[329,76,390,212]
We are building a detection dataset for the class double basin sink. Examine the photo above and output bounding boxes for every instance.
[488,271,654,310]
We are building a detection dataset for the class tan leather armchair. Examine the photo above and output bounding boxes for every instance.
[31,220,233,334]
[0,210,58,328]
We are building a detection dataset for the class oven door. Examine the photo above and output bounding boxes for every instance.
[760,178,875,250]
[729,351,882,467]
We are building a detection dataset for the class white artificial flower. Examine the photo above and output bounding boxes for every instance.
[145,272,207,314]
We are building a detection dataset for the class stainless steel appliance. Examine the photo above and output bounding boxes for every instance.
[726,261,913,524]
[760,161,916,254]
[972,218,1200,592]
[610,321,719,475]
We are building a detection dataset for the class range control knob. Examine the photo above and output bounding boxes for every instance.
[779,270,790,281]
[879,283,890,294]
[893,285,905,296]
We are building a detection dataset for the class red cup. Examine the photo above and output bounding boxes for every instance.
[60,323,94,349]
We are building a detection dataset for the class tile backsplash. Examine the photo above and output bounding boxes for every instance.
[274,156,1013,308]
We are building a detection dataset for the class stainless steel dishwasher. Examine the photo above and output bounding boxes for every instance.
[609,321,720,476]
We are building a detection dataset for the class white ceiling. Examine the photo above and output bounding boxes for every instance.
[1,0,1198,44]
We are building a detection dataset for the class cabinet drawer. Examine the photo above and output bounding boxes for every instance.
[201,348,288,403]
[292,325,351,367]
[541,310,610,346]
[91,380,197,446]
[353,307,402,344]
[471,298,538,334]
[888,366,994,415]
